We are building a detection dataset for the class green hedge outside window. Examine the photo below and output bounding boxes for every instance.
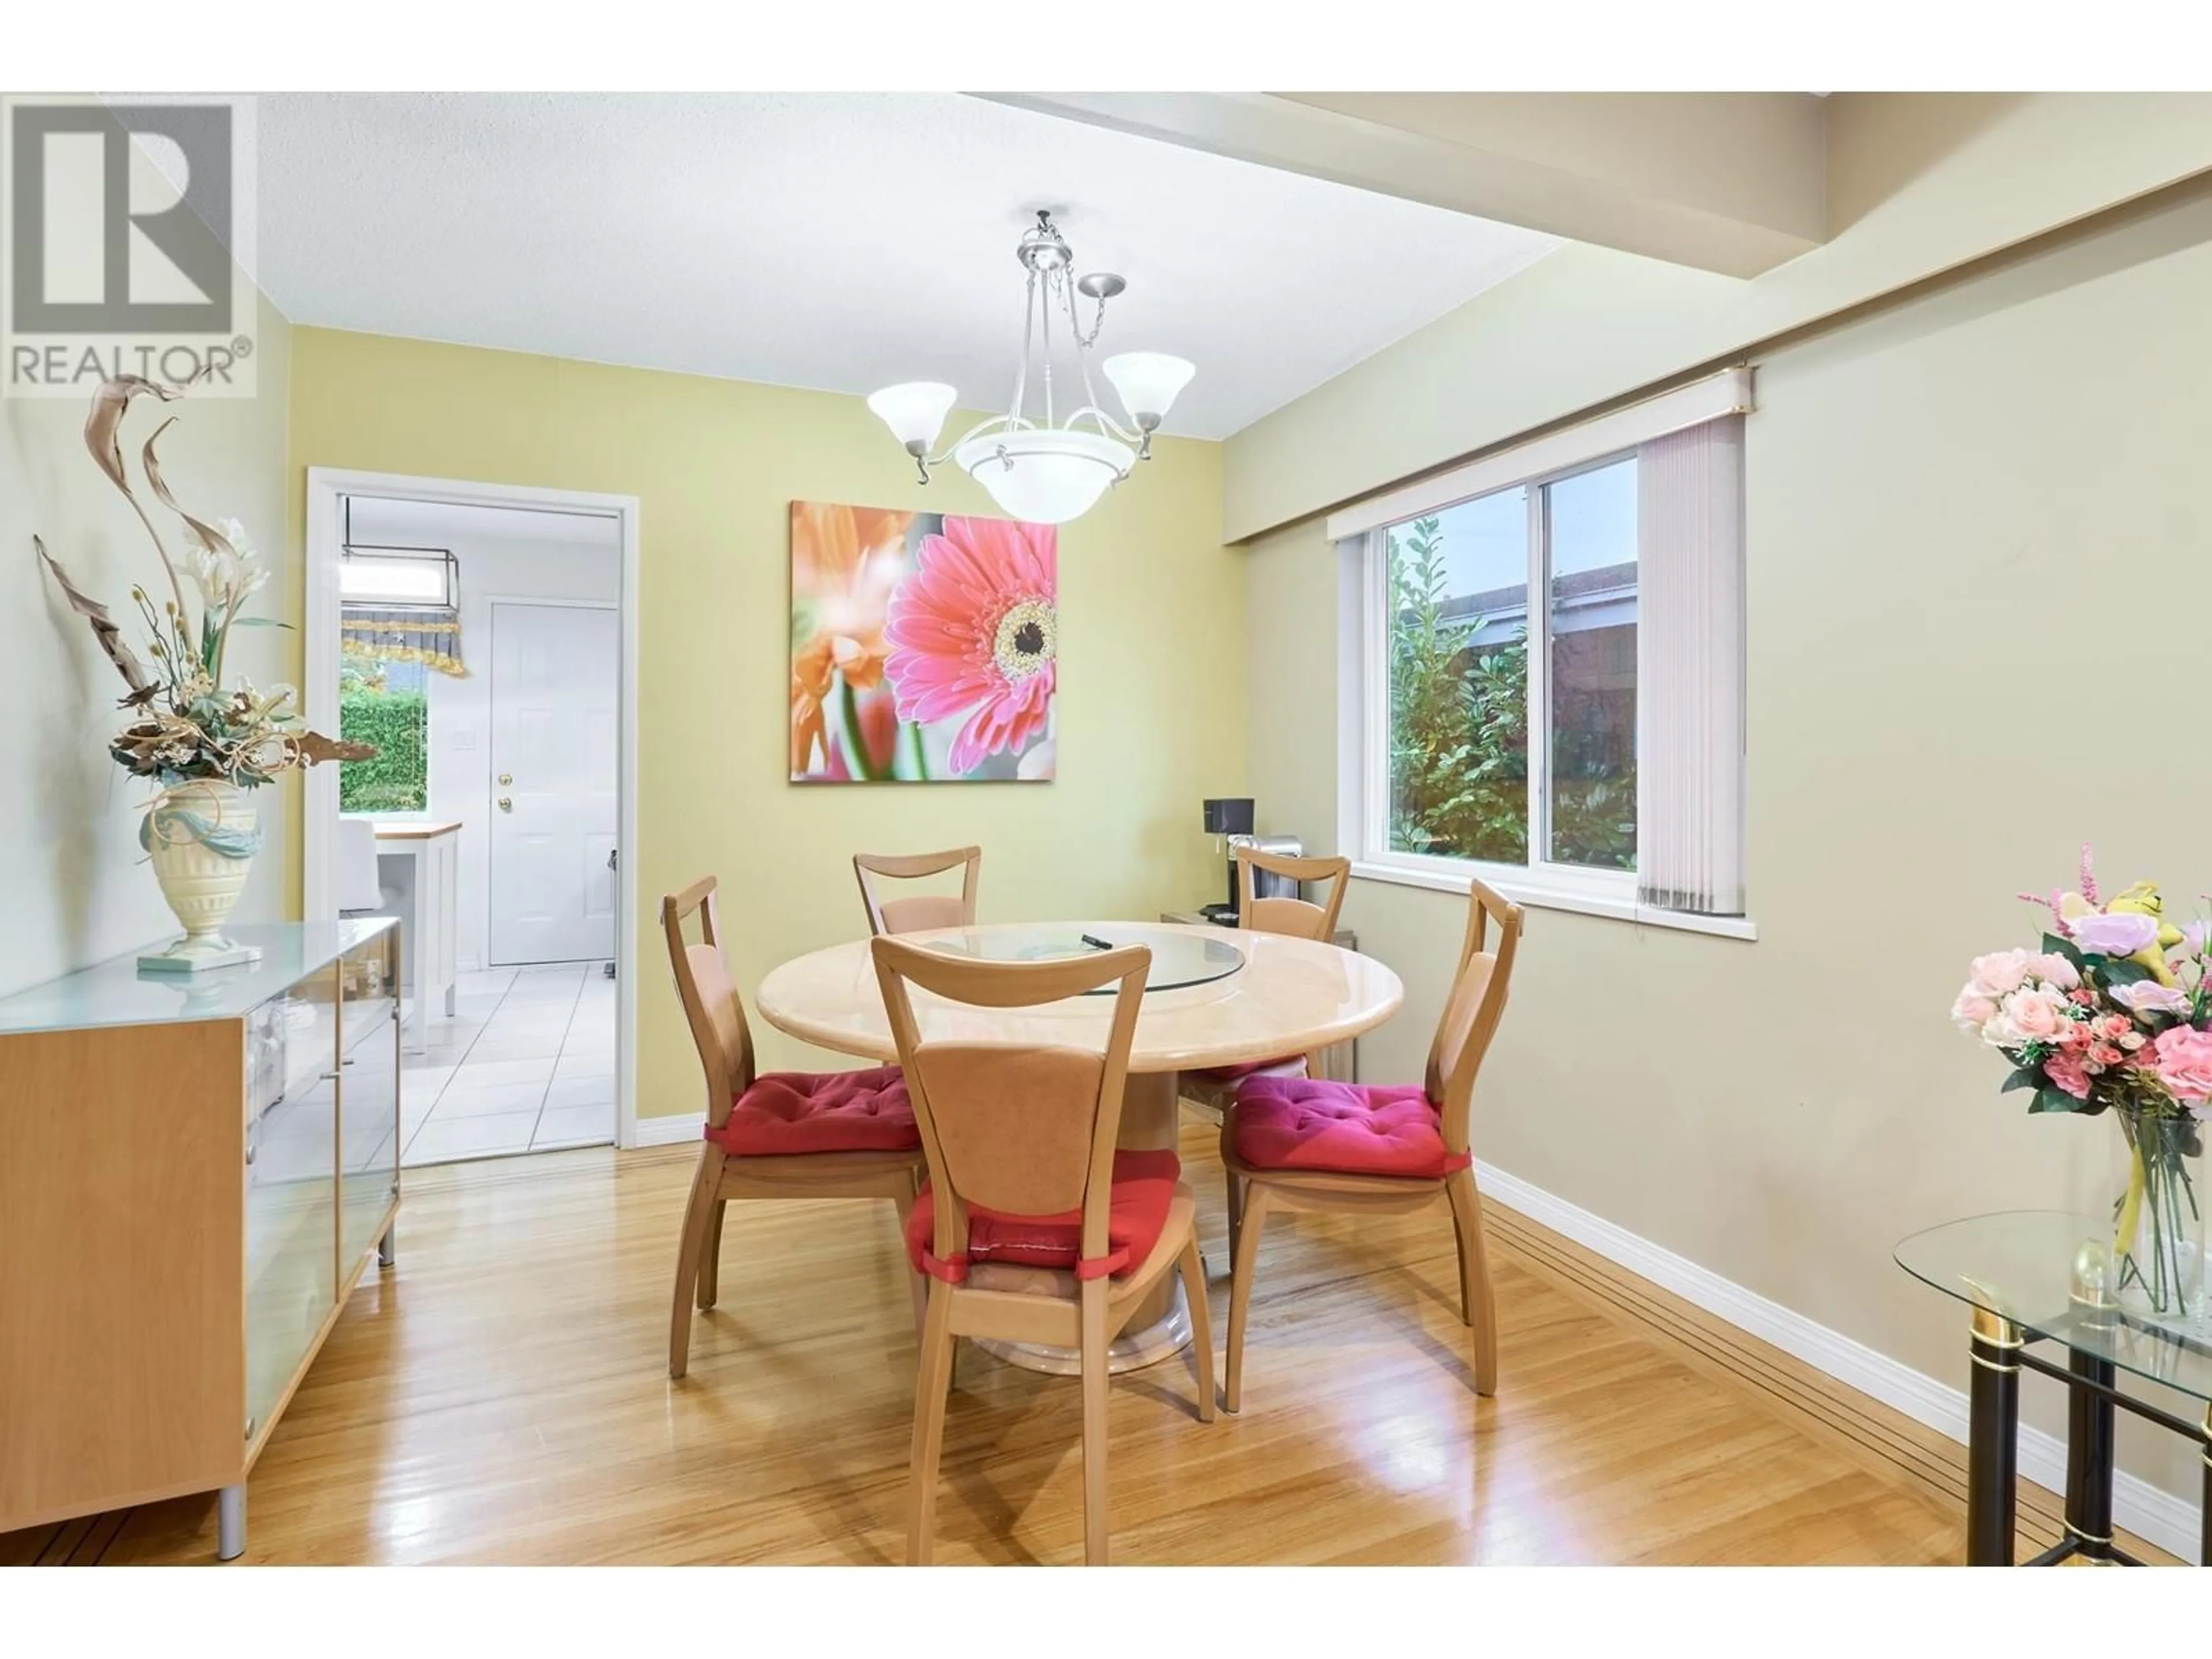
[339,689,429,813]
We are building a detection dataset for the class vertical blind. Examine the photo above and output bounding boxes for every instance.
[1635,416,1745,916]
[1344,370,1751,918]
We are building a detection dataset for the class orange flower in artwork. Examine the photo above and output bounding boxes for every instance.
[790,502,911,775]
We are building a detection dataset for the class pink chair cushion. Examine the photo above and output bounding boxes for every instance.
[710,1065,920,1156]
[1230,1075,1467,1180]
[903,1149,1181,1283]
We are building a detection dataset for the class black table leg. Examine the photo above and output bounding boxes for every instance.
[2064,1347,2116,1560]
[1967,1307,2021,1566]
[2199,1405,2210,1568]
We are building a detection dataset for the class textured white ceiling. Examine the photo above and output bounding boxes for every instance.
[256,92,1556,440]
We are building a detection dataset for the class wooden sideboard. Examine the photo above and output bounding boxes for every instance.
[0,921,402,1560]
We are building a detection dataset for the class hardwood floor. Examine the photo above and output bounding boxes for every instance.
[0,1118,2171,1566]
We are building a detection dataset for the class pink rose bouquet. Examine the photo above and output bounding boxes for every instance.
[1952,846,2207,1317]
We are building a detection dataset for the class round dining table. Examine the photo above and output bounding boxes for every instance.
[755,920,1404,1373]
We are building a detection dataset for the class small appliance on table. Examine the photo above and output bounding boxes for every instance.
[1198,797,1302,926]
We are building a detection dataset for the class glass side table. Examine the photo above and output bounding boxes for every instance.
[1896,1211,2212,1566]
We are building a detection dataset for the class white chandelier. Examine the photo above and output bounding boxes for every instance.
[868,210,1195,526]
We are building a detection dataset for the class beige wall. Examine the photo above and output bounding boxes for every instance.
[1243,518,1341,853]
[1224,93,2212,541]
[5,289,294,999]
[1244,184,2212,1509]
[285,328,1244,1119]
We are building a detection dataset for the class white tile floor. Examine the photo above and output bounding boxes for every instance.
[400,961,616,1166]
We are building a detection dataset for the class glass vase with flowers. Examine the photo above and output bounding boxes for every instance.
[1952,847,2207,1327]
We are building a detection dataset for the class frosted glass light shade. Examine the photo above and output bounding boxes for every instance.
[868,381,957,450]
[953,428,1134,525]
[1101,352,1195,426]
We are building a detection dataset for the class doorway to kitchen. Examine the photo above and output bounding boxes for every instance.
[304,472,641,1166]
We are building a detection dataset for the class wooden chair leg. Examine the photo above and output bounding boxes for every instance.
[906,1280,955,1565]
[1223,1182,1272,1415]
[1224,1165,1244,1269]
[1445,1168,1499,1397]
[695,1200,726,1310]
[1176,1232,1217,1423]
[668,1147,724,1380]
[1080,1278,1111,1566]
[889,1176,927,1335]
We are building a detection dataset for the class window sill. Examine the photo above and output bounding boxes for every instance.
[1346,860,1758,942]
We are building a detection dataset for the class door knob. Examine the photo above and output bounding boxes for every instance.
[498,773,513,786]
[498,796,513,813]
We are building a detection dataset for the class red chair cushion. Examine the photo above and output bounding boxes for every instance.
[1230,1076,1467,1180]
[903,1149,1181,1283]
[1189,1054,1305,1084]
[709,1065,919,1156]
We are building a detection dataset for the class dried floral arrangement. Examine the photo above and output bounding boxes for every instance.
[36,375,371,793]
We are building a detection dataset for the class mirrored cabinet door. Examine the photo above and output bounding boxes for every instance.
[339,929,401,1270]
[244,955,342,1442]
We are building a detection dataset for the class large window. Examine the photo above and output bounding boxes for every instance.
[1353,375,1747,923]
[1377,454,1638,891]
[1545,458,1639,870]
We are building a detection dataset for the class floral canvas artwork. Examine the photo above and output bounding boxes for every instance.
[790,502,1058,783]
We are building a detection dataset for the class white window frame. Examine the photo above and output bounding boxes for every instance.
[1357,448,1642,914]
[1338,369,1757,940]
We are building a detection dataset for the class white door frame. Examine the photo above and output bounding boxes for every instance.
[305,468,643,1150]
[484,594,620,971]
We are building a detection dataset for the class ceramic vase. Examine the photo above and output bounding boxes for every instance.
[142,779,262,971]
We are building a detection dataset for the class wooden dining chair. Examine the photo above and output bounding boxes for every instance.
[1220,878,1522,1410]
[854,846,983,935]
[1180,848,1354,1120]
[662,876,929,1380]
[871,935,1216,1566]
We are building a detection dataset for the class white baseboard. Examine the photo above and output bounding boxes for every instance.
[1476,1158,2204,1562]
[630,1111,705,1150]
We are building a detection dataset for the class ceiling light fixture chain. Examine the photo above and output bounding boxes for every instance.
[1070,278,1111,351]
[1036,238,1055,430]
[868,209,1195,525]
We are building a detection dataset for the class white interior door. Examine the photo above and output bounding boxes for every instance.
[488,601,619,966]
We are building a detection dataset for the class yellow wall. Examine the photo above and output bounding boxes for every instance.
[1240,187,2212,1513]
[286,328,1243,1118]
[7,289,293,998]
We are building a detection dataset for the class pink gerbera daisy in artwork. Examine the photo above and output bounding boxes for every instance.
[882,515,1057,777]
